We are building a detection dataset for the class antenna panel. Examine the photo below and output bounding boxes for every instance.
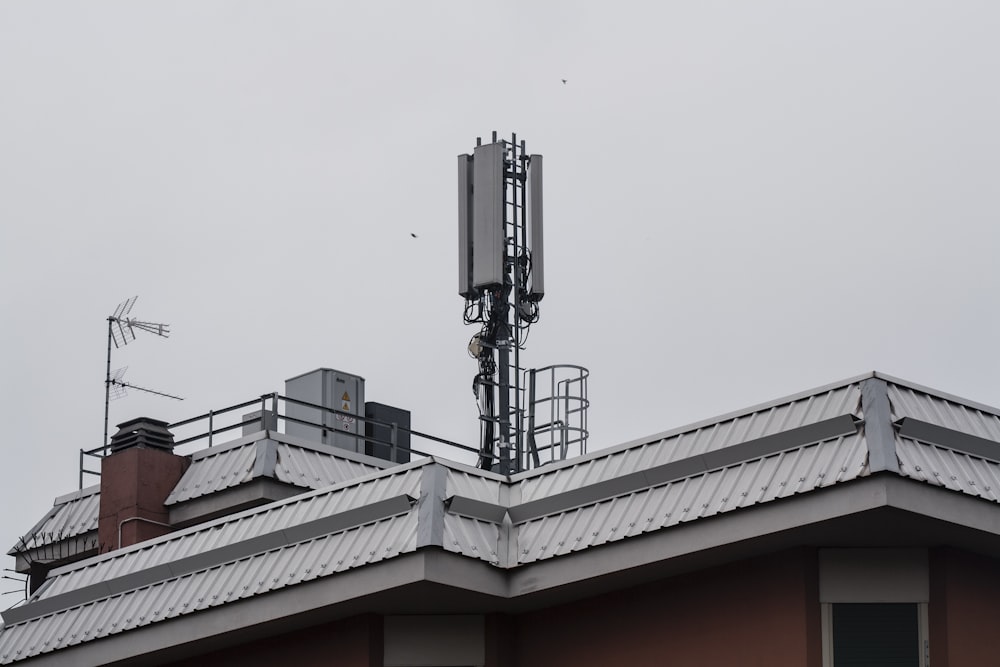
[471,142,506,290]
[526,154,544,301]
[457,154,476,298]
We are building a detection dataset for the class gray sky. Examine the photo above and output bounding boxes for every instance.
[1,1,998,576]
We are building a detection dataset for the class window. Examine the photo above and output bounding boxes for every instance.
[819,549,929,667]
[829,603,922,666]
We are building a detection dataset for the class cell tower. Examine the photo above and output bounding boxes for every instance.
[104,297,182,447]
[458,132,588,474]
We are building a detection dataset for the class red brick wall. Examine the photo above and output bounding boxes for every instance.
[513,548,822,667]
[929,548,1000,667]
[98,446,188,552]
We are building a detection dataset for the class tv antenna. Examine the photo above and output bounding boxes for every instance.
[104,297,182,447]
[108,366,184,401]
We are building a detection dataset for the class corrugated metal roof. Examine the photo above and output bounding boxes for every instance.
[896,436,1000,502]
[164,443,256,505]
[515,433,869,564]
[10,487,100,554]
[0,513,418,665]
[888,382,1000,443]
[10,373,1000,664]
[445,467,504,504]
[517,381,863,502]
[37,465,424,600]
[443,514,500,564]
[273,442,383,489]
[165,438,387,507]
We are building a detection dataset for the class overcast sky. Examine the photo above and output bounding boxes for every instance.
[1,1,998,584]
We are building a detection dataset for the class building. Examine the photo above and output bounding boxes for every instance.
[2,370,1000,666]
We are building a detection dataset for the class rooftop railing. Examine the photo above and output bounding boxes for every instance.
[79,393,480,488]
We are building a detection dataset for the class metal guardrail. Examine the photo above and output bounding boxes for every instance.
[81,365,591,487]
[80,393,481,488]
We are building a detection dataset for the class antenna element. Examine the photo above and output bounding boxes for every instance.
[104,297,182,448]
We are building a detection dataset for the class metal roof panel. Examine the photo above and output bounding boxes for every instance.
[36,466,424,600]
[896,436,1000,502]
[10,488,100,554]
[164,444,256,505]
[0,513,418,664]
[443,514,500,565]
[518,383,863,502]
[515,433,869,564]
[888,383,1000,443]
[273,442,382,489]
[446,468,503,504]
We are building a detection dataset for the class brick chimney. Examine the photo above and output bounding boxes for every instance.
[98,417,189,553]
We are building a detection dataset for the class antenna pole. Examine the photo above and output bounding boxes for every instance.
[497,296,512,474]
[104,317,113,449]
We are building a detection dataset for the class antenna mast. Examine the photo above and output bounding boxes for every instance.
[458,132,544,473]
[104,297,182,447]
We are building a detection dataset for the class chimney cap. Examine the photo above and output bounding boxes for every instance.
[109,417,176,454]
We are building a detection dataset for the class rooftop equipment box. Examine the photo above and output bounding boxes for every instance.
[364,402,411,464]
[285,368,365,453]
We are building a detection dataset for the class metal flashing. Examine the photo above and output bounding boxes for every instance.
[3,494,415,627]
[897,418,1000,463]
[509,414,859,523]
[700,414,859,470]
[417,465,447,548]
[861,377,900,473]
[283,495,415,543]
[252,439,279,478]
[168,478,303,527]
[445,496,507,524]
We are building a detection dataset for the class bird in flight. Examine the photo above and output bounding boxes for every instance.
[561,79,567,84]
[410,233,418,238]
